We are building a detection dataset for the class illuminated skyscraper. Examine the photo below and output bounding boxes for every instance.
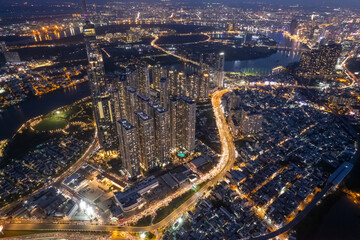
[233,23,239,32]
[151,64,167,90]
[153,105,171,166]
[290,19,298,36]
[178,72,187,96]
[136,93,150,116]
[169,70,186,97]
[180,97,196,152]
[214,52,225,88]
[83,0,117,150]
[312,27,321,45]
[187,73,200,100]
[168,70,176,96]
[185,71,210,101]
[95,94,118,150]
[170,97,196,152]
[160,77,169,109]
[117,119,140,177]
[135,111,156,173]
[229,90,241,110]
[126,66,138,90]
[227,22,233,32]
[198,72,210,100]
[125,86,137,125]
[170,97,180,150]
[112,74,128,122]
[136,64,150,97]
[228,107,262,138]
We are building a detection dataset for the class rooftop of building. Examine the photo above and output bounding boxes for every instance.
[119,119,135,130]
[137,93,150,102]
[181,96,196,105]
[135,110,151,121]
[126,86,136,93]
[154,105,166,113]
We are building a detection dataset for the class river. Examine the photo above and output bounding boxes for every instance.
[224,32,302,75]
[0,27,83,46]
[0,33,300,141]
[312,195,360,240]
[0,30,358,238]
[0,82,90,140]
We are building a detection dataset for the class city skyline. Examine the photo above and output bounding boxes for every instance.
[2,0,360,7]
[0,0,360,239]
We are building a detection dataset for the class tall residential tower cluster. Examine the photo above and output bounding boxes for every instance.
[82,0,213,178]
[83,2,118,151]
[111,65,202,177]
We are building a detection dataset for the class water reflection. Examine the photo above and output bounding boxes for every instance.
[33,27,83,42]
[0,82,90,140]
[225,33,302,75]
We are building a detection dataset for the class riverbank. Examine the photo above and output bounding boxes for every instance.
[294,190,360,240]
[0,81,91,141]
[294,151,360,239]
[0,98,95,209]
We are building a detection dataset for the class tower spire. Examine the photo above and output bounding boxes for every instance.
[81,0,88,21]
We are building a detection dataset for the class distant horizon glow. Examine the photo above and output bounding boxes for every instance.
[1,0,360,8]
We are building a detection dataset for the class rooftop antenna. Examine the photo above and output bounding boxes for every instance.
[82,0,88,21]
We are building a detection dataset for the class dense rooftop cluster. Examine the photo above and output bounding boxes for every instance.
[163,86,357,239]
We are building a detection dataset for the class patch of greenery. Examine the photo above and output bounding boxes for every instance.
[34,118,67,131]
[134,215,152,227]
[153,181,208,224]
[108,158,122,173]
[153,190,194,224]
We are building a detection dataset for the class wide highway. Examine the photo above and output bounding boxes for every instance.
[150,35,201,66]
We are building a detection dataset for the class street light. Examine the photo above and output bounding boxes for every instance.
[0,225,3,234]
[80,200,87,210]
[140,232,146,239]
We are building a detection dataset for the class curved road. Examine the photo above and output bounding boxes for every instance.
[119,89,236,232]
[3,89,236,234]
[248,184,332,240]
[151,35,201,66]
[2,185,333,236]
[3,89,351,240]
[155,33,211,46]
[0,128,99,216]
